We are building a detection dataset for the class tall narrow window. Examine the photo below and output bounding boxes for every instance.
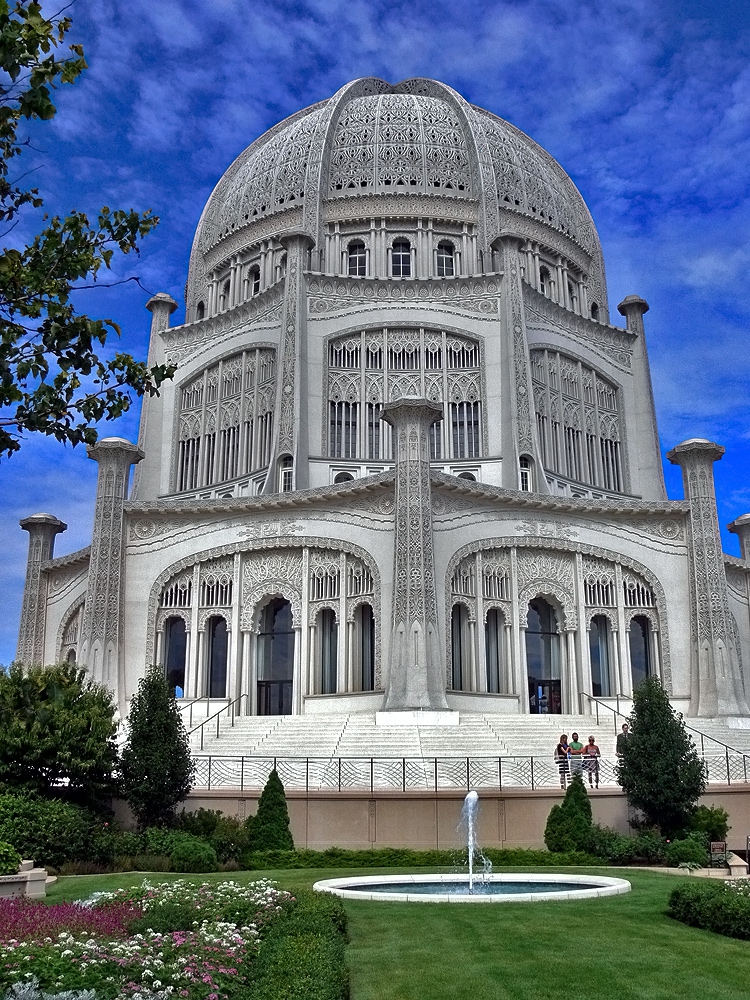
[451,604,471,690]
[356,603,375,691]
[525,598,561,714]
[165,617,187,698]
[279,455,294,492]
[392,240,411,278]
[589,615,612,697]
[451,401,480,458]
[348,240,366,276]
[629,615,652,689]
[196,301,205,320]
[485,608,503,693]
[249,266,261,296]
[318,608,338,694]
[590,302,599,320]
[436,241,455,277]
[257,598,294,715]
[219,280,231,311]
[519,456,532,492]
[207,616,228,698]
[539,266,550,296]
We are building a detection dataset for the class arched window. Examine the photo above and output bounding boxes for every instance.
[392,240,411,278]
[219,279,231,311]
[66,648,76,664]
[165,616,187,697]
[333,471,354,484]
[519,455,532,492]
[436,241,455,277]
[206,616,228,698]
[257,598,294,715]
[248,266,260,297]
[355,603,375,691]
[629,615,652,689]
[525,598,561,714]
[317,608,338,694]
[279,455,293,492]
[589,615,612,697]
[451,603,471,690]
[539,266,551,296]
[485,608,504,693]
[347,241,366,277]
[457,471,476,481]
[196,301,205,321]
[568,280,578,311]
[590,302,599,321]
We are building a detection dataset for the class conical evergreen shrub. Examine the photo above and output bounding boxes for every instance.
[249,768,294,851]
[544,775,593,852]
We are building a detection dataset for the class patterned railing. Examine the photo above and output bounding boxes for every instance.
[190,750,750,792]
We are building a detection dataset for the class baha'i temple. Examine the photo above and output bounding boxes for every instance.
[15,77,750,750]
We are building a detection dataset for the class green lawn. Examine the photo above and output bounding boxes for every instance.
[48,867,749,1000]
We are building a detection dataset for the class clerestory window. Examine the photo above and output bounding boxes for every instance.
[348,241,367,277]
[436,241,455,277]
[391,240,411,278]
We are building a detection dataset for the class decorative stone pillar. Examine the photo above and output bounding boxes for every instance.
[78,438,144,701]
[265,232,315,493]
[16,513,67,664]
[145,292,178,336]
[381,398,448,711]
[667,439,749,716]
[728,514,750,561]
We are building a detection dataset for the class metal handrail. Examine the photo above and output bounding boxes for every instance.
[176,693,231,729]
[189,693,249,751]
[581,692,750,777]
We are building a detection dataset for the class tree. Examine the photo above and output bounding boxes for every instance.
[0,661,118,809]
[0,1,174,457]
[544,775,593,853]
[617,677,706,837]
[120,665,195,829]
[248,769,294,851]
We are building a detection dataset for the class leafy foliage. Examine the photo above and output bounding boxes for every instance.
[0,841,19,875]
[668,880,750,939]
[242,845,600,870]
[544,775,593,852]
[169,834,218,874]
[689,804,730,843]
[616,677,706,837]
[585,824,667,864]
[0,1,174,456]
[119,665,195,829]
[0,662,118,809]
[248,769,294,852]
[0,792,96,869]
[177,807,252,862]
[664,835,708,867]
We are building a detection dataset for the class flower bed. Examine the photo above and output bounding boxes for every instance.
[0,879,294,999]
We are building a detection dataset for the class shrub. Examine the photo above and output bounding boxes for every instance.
[241,846,600,870]
[665,834,708,867]
[0,794,94,869]
[170,834,218,873]
[689,805,730,843]
[143,826,179,856]
[544,776,592,852]
[131,854,172,872]
[120,665,195,829]
[668,880,750,939]
[246,889,348,1000]
[0,842,20,875]
[586,824,666,864]
[249,769,294,852]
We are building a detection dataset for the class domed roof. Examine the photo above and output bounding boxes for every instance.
[188,78,604,307]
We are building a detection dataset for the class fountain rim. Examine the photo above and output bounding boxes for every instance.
[313,872,632,903]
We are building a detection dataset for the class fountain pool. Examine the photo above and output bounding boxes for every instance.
[313,790,631,903]
[313,872,631,903]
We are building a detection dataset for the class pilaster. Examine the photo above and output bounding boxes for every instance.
[78,437,144,702]
[667,438,749,716]
[16,513,67,664]
[381,398,448,710]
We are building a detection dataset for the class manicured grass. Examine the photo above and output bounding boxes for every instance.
[47,867,750,1000]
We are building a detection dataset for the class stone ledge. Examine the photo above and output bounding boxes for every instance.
[0,861,49,898]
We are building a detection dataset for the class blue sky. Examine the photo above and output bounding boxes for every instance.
[1,0,749,663]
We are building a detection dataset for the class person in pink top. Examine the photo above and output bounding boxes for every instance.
[582,735,601,788]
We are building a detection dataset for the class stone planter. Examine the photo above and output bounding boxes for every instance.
[0,860,49,898]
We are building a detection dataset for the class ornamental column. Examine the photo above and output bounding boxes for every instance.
[265,232,315,493]
[381,398,448,711]
[16,513,67,664]
[78,437,144,702]
[667,439,749,716]
[728,514,750,561]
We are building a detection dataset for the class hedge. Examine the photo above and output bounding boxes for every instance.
[242,846,600,869]
[668,880,750,939]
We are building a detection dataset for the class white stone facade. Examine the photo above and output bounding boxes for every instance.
[15,77,750,721]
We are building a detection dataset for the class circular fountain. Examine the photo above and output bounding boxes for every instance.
[313,791,631,904]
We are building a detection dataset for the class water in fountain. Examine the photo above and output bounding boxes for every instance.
[459,790,492,892]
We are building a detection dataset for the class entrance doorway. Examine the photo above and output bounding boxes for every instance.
[525,597,562,714]
[257,597,294,715]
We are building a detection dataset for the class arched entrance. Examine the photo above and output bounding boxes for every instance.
[257,598,294,715]
[525,597,562,714]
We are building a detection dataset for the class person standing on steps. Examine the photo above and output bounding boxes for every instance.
[583,735,601,788]
[569,732,584,779]
[616,722,632,758]
[555,734,570,789]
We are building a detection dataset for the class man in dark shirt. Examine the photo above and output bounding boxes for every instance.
[616,722,631,757]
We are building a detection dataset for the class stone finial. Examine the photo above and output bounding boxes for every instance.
[728,514,750,562]
[617,295,649,335]
[145,293,178,335]
[666,438,725,466]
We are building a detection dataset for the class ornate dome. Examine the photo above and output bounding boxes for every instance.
[188,78,604,309]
